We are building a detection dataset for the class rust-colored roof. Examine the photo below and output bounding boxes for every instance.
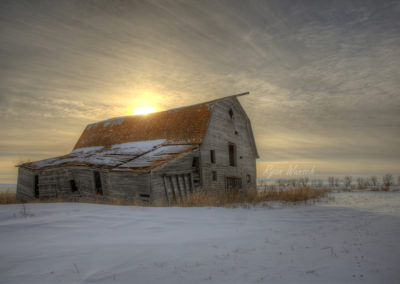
[73,104,212,150]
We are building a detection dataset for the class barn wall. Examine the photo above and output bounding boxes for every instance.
[200,98,257,191]
[151,148,200,204]
[16,167,37,202]
[107,171,149,202]
[16,166,113,201]
[35,166,109,200]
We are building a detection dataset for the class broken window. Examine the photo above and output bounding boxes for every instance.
[229,108,234,119]
[69,179,78,192]
[34,175,39,198]
[228,143,236,167]
[247,174,251,184]
[212,171,217,182]
[192,157,199,168]
[210,150,215,164]
[93,171,103,195]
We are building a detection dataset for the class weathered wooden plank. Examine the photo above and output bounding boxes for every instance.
[199,98,257,191]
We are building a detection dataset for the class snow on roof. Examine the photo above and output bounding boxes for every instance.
[21,140,196,172]
[118,145,195,168]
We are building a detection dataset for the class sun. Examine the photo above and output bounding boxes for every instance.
[133,106,156,115]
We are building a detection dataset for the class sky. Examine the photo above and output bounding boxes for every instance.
[0,0,399,184]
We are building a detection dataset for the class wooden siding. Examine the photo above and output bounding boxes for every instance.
[150,148,200,204]
[16,166,113,201]
[16,167,37,202]
[200,98,257,191]
[108,171,149,202]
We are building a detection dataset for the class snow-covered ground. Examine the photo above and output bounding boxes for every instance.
[0,184,16,193]
[0,192,399,283]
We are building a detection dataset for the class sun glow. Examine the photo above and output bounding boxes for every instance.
[133,106,156,115]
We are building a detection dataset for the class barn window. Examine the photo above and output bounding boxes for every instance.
[192,157,199,168]
[246,174,251,184]
[229,108,234,119]
[228,143,236,167]
[69,180,78,192]
[234,130,238,135]
[34,175,40,198]
[93,171,103,195]
[212,171,217,182]
[210,150,215,164]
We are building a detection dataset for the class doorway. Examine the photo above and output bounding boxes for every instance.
[93,171,103,195]
[34,175,39,198]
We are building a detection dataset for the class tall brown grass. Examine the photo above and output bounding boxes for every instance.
[370,186,390,192]
[1,187,329,207]
[168,187,330,207]
[0,192,19,204]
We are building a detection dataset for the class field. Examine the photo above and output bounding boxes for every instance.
[0,191,399,283]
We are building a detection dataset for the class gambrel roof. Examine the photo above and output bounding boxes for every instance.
[20,93,258,172]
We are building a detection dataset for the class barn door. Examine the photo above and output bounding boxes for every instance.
[93,171,103,195]
[163,173,193,204]
[226,177,242,190]
[34,175,39,198]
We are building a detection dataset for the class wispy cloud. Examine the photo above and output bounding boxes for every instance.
[0,0,399,182]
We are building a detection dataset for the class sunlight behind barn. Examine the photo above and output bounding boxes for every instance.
[133,106,156,115]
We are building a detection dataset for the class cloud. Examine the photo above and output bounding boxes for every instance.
[0,0,399,183]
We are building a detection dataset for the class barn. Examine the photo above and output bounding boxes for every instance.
[16,92,259,204]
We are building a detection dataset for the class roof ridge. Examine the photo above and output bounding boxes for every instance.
[88,92,249,126]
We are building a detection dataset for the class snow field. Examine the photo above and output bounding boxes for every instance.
[0,191,399,283]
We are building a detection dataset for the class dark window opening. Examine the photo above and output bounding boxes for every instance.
[140,194,150,198]
[93,171,103,195]
[212,171,217,182]
[246,174,251,184]
[234,131,239,135]
[69,179,78,193]
[228,143,236,167]
[192,157,199,168]
[34,175,39,198]
[229,108,234,119]
[210,150,215,164]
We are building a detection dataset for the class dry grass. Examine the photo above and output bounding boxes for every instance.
[28,195,146,206]
[0,192,19,204]
[1,187,329,207]
[169,187,330,207]
[370,186,390,192]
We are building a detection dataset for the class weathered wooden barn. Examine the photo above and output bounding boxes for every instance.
[16,93,258,204]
